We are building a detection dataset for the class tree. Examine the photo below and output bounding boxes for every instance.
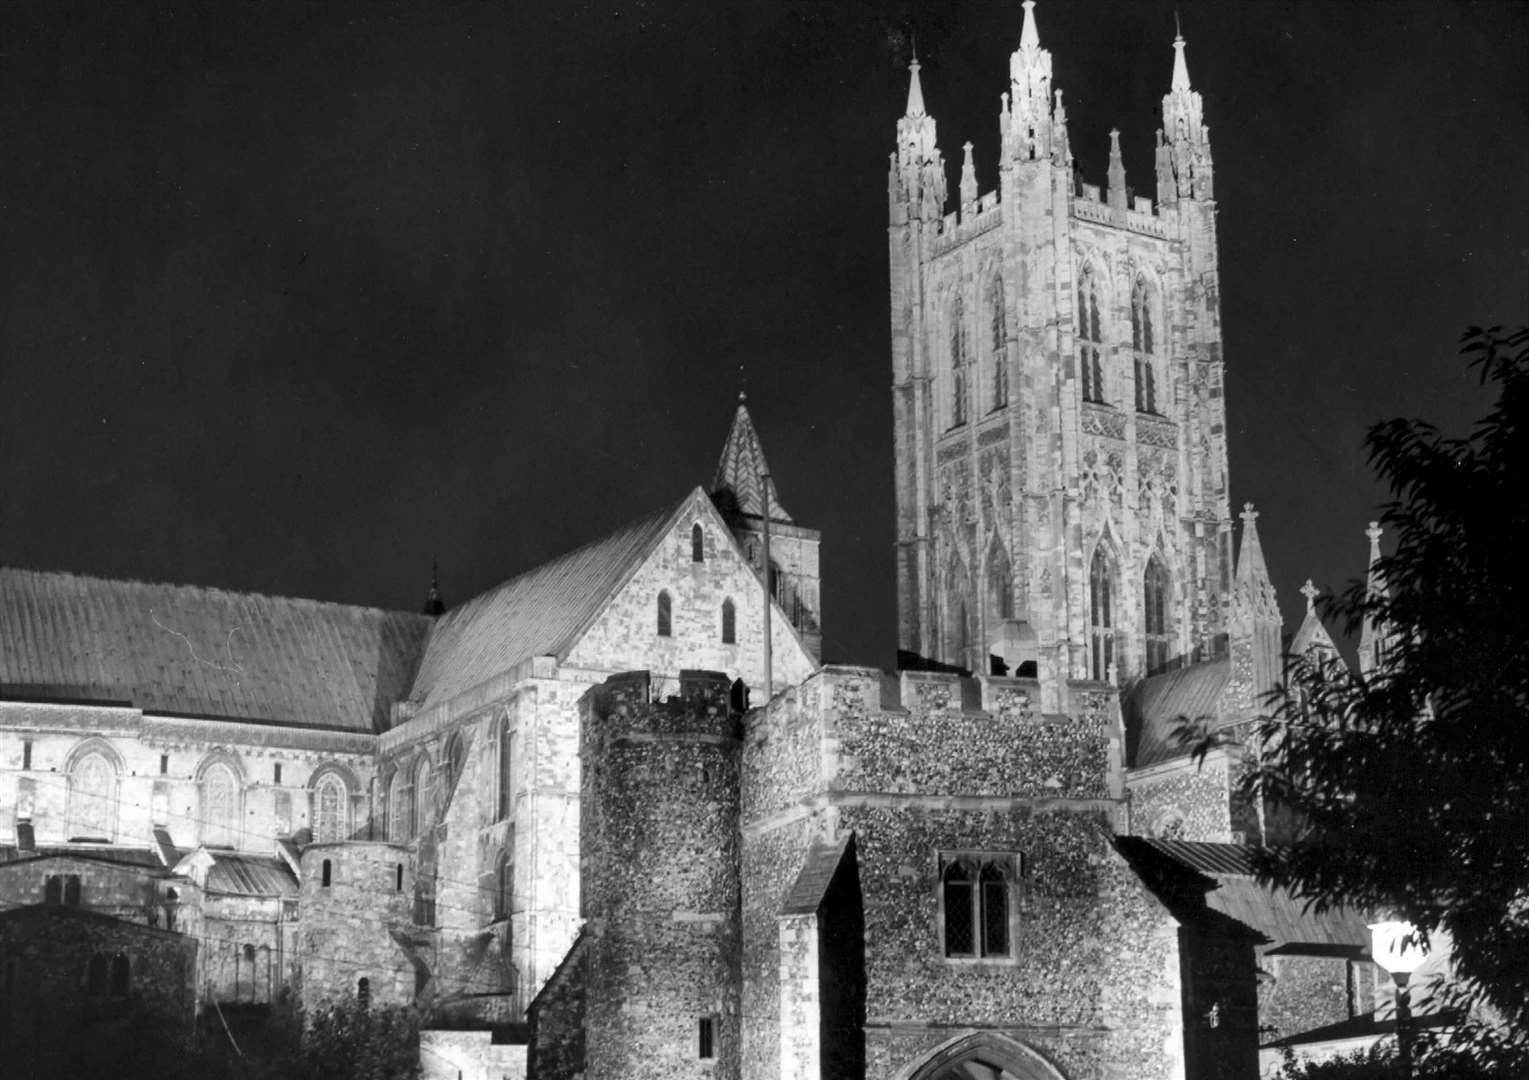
[1237,327,1529,1035]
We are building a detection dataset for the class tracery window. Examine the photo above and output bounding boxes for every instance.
[1131,276,1158,413]
[941,854,1016,958]
[950,297,969,427]
[389,770,414,843]
[201,762,238,848]
[1089,546,1117,682]
[1144,554,1172,675]
[657,590,673,637]
[721,598,736,645]
[69,750,115,841]
[1077,266,1104,403]
[989,276,1008,409]
[313,773,349,844]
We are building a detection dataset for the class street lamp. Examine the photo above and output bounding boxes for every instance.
[1369,920,1428,1078]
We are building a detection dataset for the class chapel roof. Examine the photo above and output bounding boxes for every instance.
[0,567,432,732]
[405,494,694,712]
[711,396,791,523]
[1122,656,1230,767]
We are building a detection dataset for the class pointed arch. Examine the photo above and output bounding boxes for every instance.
[943,553,975,671]
[656,590,673,637]
[721,597,736,645]
[196,755,244,848]
[388,764,414,843]
[1077,263,1105,403]
[984,540,1015,627]
[1143,550,1173,675]
[891,1031,1070,1080]
[1088,541,1118,682]
[66,740,121,841]
[412,755,434,835]
[311,771,351,844]
[1131,274,1158,413]
[691,521,705,563]
[950,295,969,427]
[988,273,1008,409]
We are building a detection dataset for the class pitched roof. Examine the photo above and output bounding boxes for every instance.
[0,567,432,731]
[1127,839,1371,950]
[780,835,854,916]
[204,852,298,897]
[406,497,686,711]
[712,398,791,522]
[1290,607,1341,661]
[1123,657,1230,767]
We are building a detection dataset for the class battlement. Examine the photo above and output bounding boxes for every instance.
[581,669,737,744]
[930,191,1005,257]
[1070,180,1169,238]
[742,666,1124,826]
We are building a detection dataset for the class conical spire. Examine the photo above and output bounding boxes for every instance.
[1159,16,1212,202]
[905,56,927,118]
[1171,28,1191,92]
[959,141,978,212]
[422,560,445,618]
[1107,129,1127,214]
[1019,0,1040,50]
[1232,502,1279,623]
[712,393,792,523]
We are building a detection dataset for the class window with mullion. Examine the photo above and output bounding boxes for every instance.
[942,855,1013,959]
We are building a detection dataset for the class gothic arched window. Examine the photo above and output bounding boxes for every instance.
[389,769,414,843]
[1077,266,1104,403]
[496,851,513,921]
[201,762,238,848]
[1131,276,1158,413]
[109,953,130,997]
[941,855,1014,958]
[950,297,968,427]
[989,276,1008,409]
[691,522,704,563]
[69,750,116,841]
[412,758,433,835]
[1089,546,1117,682]
[986,544,1014,626]
[657,591,673,637]
[721,598,736,645]
[313,773,349,844]
[498,718,514,821]
[1144,554,1172,675]
[87,954,107,996]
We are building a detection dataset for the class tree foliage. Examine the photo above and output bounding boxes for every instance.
[1242,326,1529,1032]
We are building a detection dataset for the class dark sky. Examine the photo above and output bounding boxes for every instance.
[3,1,1526,670]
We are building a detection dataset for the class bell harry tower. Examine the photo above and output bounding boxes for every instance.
[890,1,1234,689]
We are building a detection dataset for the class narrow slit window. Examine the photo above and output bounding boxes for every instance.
[657,591,673,637]
[321,859,332,888]
[698,1016,716,1060]
[691,523,704,563]
[721,598,736,645]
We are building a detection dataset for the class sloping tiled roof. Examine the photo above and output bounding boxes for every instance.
[711,399,791,522]
[1133,839,1370,950]
[205,852,298,897]
[1290,607,1343,663]
[407,499,685,711]
[1123,657,1230,767]
[0,568,432,731]
[780,836,853,916]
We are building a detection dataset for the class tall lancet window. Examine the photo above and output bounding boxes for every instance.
[1078,267,1104,403]
[69,751,116,841]
[1144,554,1172,675]
[986,544,1014,626]
[950,297,968,427]
[1088,546,1117,682]
[989,276,1008,409]
[202,763,238,847]
[313,773,349,844]
[1131,277,1157,413]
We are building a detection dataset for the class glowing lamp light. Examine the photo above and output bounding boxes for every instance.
[1369,920,1428,981]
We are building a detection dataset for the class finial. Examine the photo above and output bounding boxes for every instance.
[1109,129,1121,154]
[905,51,927,118]
[1366,521,1383,559]
[1020,0,1040,51]
[1300,579,1320,612]
[422,559,445,618]
[1175,7,1182,42]
[1171,19,1191,92]
[1240,501,1258,525]
[738,390,747,404]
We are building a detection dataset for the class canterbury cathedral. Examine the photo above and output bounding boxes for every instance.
[0,5,1412,1080]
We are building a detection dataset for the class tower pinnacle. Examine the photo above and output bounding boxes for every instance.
[1171,29,1191,92]
[905,56,927,118]
[1020,0,1039,50]
[1158,17,1212,202]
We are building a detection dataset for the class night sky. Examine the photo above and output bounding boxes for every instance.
[3,1,1526,670]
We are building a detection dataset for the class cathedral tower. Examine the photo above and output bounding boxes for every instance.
[890,2,1232,684]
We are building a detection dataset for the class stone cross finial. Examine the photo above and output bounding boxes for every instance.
[1240,501,1258,525]
[1366,520,1383,559]
[1300,579,1319,612]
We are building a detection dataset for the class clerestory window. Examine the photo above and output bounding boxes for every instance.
[1131,276,1157,413]
[1077,266,1104,404]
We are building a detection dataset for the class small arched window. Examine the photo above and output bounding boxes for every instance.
[1077,266,1104,403]
[1144,553,1172,675]
[388,770,413,843]
[989,276,1007,409]
[63,875,81,907]
[691,523,705,563]
[721,598,736,645]
[109,953,130,997]
[657,591,673,637]
[357,977,371,1011]
[950,297,969,426]
[1089,546,1117,682]
[1131,277,1157,413]
[321,859,332,888]
[44,875,61,905]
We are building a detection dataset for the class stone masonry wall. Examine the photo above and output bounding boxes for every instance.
[581,671,742,1080]
[1127,752,1234,842]
[297,842,416,1011]
[1259,954,1359,1043]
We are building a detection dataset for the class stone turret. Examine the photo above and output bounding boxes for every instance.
[1226,504,1282,715]
[1157,27,1213,204]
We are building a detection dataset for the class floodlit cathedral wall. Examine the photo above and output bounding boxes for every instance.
[890,5,1232,686]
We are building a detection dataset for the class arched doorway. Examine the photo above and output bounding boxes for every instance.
[893,1032,1070,1080]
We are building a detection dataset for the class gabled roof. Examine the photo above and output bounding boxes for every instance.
[780,835,854,916]
[204,852,298,898]
[0,567,432,731]
[1290,607,1341,661]
[407,495,691,711]
[1123,657,1230,767]
[712,397,791,522]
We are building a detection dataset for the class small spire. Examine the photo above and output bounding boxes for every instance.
[1300,579,1320,612]
[422,560,445,618]
[905,56,927,118]
[1107,129,1126,212]
[1366,520,1384,565]
[1234,502,1274,600]
[1171,24,1192,93]
[1020,0,1040,50]
[960,141,978,210]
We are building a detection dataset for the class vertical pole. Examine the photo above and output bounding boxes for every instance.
[1394,975,1413,1079]
[761,470,774,701]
